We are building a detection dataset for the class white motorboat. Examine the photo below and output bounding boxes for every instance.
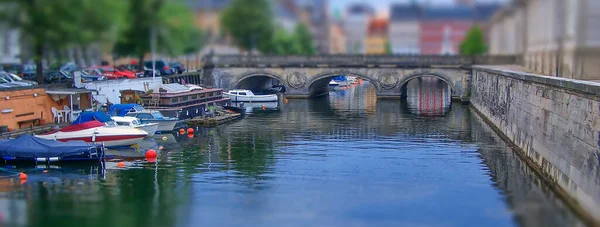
[111,116,159,137]
[109,104,179,132]
[224,89,278,102]
[329,80,340,86]
[36,120,147,147]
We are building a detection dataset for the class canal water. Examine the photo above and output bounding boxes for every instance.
[0,78,587,227]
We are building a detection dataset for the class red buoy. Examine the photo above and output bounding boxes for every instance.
[187,128,194,134]
[19,172,27,180]
[117,162,125,168]
[179,128,185,135]
[146,149,157,159]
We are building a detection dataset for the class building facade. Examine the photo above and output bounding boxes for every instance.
[366,19,389,54]
[297,0,329,54]
[389,4,421,54]
[344,4,375,54]
[489,0,600,80]
[329,22,346,54]
[419,7,474,55]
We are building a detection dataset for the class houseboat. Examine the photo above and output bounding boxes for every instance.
[139,84,231,120]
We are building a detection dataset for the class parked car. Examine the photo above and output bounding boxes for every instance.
[44,70,72,84]
[80,69,109,82]
[89,66,136,79]
[20,64,37,81]
[169,62,186,74]
[59,62,81,74]
[118,64,158,77]
[0,71,38,87]
[114,65,144,78]
[144,60,174,76]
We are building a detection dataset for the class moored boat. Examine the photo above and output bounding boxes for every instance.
[109,104,178,132]
[35,112,147,147]
[0,135,105,163]
[224,89,278,102]
[111,116,159,137]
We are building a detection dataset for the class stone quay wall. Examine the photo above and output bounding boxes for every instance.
[470,66,600,223]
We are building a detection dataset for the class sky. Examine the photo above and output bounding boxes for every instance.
[328,0,506,18]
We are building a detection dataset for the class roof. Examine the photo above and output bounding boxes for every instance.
[473,4,501,21]
[347,3,375,16]
[46,88,97,95]
[108,104,144,117]
[390,4,421,21]
[368,19,389,35]
[421,6,474,20]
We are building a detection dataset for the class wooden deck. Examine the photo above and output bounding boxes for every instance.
[185,113,242,128]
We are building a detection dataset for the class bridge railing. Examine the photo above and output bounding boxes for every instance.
[203,54,521,68]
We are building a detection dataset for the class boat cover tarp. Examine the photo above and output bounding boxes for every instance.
[108,104,144,117]
[72,111,113,124]
[0,135,99,158]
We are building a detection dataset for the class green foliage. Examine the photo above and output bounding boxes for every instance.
[220,0,274,53]
[270,28,301,55]
[459,25,488,56]
[294,23,316,55]
[0,0,126,83]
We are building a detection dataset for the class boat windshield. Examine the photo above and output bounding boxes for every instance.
[105,121,118,127]
[151,111,164,119]
[132,119,141,125]
[115,122,130,126]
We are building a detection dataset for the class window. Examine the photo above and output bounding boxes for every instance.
[116,122,130,126]
[151,112,164,119]
[191,94,198,100]
[181,96,188,102]
[171,97,178,103]
[137,113,153,119]
[239,92,247,96]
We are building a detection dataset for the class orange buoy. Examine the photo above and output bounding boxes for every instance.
[179,128,185,135]
[146,149,157,159]
[117,162,125,168]
[261,105,266,110]
[187,128,194,134]
[19,172,27,180]
[42,170,48,173]
[158,145,164,150]
[285,99,289,103]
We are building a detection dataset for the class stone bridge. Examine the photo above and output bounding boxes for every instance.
[202,55,520,99]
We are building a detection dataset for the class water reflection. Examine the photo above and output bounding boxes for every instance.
[405,77,452,116]
[0,81,587,227]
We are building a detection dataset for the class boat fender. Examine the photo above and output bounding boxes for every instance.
[186,111,189,116]
[49,157,59,162]
[35,158,46,162]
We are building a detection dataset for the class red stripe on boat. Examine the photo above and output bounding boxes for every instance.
[56,135,145,142]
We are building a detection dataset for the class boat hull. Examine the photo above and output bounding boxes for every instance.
[140,119,178,132]
[224,94,278,102]
[138,123,159,137]
[35,127,147,147]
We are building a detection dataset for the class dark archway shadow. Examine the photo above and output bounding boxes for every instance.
[234,75,285,94]
[400,76,453,117]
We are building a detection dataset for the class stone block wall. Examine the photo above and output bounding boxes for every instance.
[471,66,600,221]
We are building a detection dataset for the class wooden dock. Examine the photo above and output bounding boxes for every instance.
[185,113,242,127]
[0,123,68,139]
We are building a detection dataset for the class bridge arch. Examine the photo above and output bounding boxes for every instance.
[308,70,381,97]
[398,71,456,98]
[231,71,285,92]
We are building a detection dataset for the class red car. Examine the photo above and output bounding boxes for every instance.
[90,66,137,79]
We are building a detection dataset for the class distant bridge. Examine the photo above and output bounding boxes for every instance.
[199,54,520,99]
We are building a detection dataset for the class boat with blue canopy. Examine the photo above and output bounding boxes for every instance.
[108,104,178,132]
[0,135,104,163]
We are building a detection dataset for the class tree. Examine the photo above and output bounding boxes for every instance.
[0,0,125,83]
[294,23,316,55]
[114,0,198,68]
[459,25,488,56]
[220,0,274,53]
[270,28,301,55]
